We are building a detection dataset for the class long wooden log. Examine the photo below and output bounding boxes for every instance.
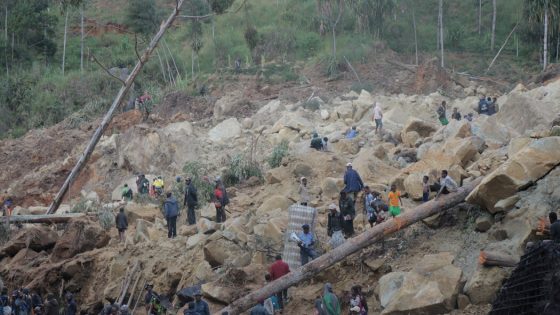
[0,213,86,224]
[217,177,483,315]
[479,250,518,267]
[118,261,140,305]
[46,0,186,215]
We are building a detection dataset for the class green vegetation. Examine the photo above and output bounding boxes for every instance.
[1,0,558,138]
[182,161,215,204]
[222,153,263,186]
[268,140,289,168]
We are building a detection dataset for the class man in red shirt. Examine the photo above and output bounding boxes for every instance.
[269,255,290,311]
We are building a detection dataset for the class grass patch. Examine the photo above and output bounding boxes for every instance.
[268,140,289,168]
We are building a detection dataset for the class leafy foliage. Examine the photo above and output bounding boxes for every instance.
[268,140,289,168]
[222,154,263,186]
[183,161,215,204]
[125,0,162,37]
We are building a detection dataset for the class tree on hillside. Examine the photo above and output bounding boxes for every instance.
[125,0,162,37]
[525,0,559,71]
[438,0,444,67]
[491,0,497,51]
[316,0,344,76]
[348,0,396,39]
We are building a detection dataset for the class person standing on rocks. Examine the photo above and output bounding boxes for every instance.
[298,177,310,206]
[183,177,198,225]
[327,204,344,248]
[478,96,489,115]
[64,293,77,315]
[451,107,461,121]
[137,175,149,195]
[373,102,383,134]
[297,224,317,265]
[363,186,376,228]
[339,192,356,238]
[192,291,210,315]
[433,170,458,199]
[115,208,128,243]
[121,184,133,202]
[144,285,156,313]
[549,212,560,242]
[213,177,229,223]
[163,192,179,238]
[388,184,403,217]
[343,163,364,203]
[437,101,449,126]
[422,176,430,203]
[44,294,58,315]
[321,283,341,315]
[269,255,290,310]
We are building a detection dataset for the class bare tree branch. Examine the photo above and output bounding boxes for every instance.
[91,54,126,85]
[134,34,142,63]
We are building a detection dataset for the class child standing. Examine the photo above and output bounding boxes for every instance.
[422,176,430,203]
[388,184,403,217]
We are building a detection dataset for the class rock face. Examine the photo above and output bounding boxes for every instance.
[467,137,560,213]
[208,118,242,142]
[51,218,110,262]
[464,267,510,304]
[379,252,462,314]
[203,236,247,267]
[401,118,437,147]
[0,226,58,257]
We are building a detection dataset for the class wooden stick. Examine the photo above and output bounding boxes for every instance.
[118,261,139,305]
[131,279,147,315]
[343,56,360,83]
[46,0,187,215]
[479,250,518,267]
[485,22,519,74]
[217,177,483,315]
[127,270,142,306]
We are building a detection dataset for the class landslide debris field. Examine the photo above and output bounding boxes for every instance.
[1,61,560,315]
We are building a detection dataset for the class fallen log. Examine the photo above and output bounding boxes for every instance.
[0,213,86,224]
[217,177,483,315]
[479,250,519,267]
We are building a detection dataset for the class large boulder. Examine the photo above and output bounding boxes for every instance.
[0,226,58,257]
[256,195,292,217]
[51,218,110,262]
[379,252,462,315]
[403,172,427,201]
[442,120,472,139]
[464,267,510,304]
[201,281,239,304]
[466,137,560,213]
[124,202,160,222]
[203,237,247,267]
[208,118,242,142]
[213,91,245,119]
[401,118,437,147]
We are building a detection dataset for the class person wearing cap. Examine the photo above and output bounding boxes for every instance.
[183,177,198,225]
[192,291,209,315]
[297,224,317,266]
[343,163,364,203]
[339,191,356,237]
[327,204,344,249]
[298,177,310,206]
[213,177,229,223]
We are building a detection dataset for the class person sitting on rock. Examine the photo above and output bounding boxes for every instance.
[310,133,324,151]
[297,224,317,265]
[451,107,461,121]
[346,126,358,139]
[298,177,310,206]
[121,184,133,201]
[343,163,364,203]
[115,208,128,243]
[327,204,344,248]
[549,212,560,243]
[433,170,458,199]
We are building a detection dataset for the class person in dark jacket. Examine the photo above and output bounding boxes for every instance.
[115,208,128,243]
[136,175,150,195]
[21,288,32,315]
[249,301,268,315]
[339,192,356,238]
[183,177,198,225]
[64,293,77,315]
[327,204,344,249]
[44,294,58,315]
[192,291,210,315]
[213,177,229,223]
[163,193,179,238]
[343,163,364,203]
[13,291,28,315]
[30,291,42,309]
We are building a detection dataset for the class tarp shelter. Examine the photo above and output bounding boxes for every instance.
[282,204,318,271]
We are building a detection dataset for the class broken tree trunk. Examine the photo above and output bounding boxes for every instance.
[217,177,483,315]
[46,0,186,215]
[118,261,140,305]
[479,251,519,267]
[0,213,86,224]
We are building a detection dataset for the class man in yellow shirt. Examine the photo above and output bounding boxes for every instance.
[388,184,403,217]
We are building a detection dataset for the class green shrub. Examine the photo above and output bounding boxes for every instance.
[268,140,289,168]
[302,98,322,111]
[183,161,215,204]
[98,210,115,230]
[222,154,263,186]
[350,81,374,93]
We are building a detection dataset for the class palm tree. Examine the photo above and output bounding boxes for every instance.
[525,0,559,70]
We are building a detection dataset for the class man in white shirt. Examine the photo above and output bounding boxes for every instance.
[435,170,458,199]
[373,102,383,134]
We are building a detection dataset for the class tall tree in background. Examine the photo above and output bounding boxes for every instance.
[125,0,161,37]
[439,0,444,67]
[317,0,344,75]
[525,0,559,71]
[61,9,69,75]
[479,0,483,35]
[491,0,497,51]
[348,0,395,39]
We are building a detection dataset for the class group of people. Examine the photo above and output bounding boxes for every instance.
[144,284,209,315]
[133,175,165,199]
[436,94,499,126]
[0,288,77,315]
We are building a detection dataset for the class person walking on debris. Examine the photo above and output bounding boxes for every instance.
[121,184,133,201]
[327,204,344,248]
[363,186,377,227]
[183,177,198,225]
[349,286,368,315]
[297,224,317,265]
[343,163,364,203]
[549,212,560,242]
[115,208,128,243]
[44,294,58,315]
[163,192,179,238]
[153,177,164,197]
[433,170,458,199]
[213,177,229,223]
[388,185,403,217]
[269,255,290,310]
[437,101,448,126]
[339,192,356,238]
[192,291,210,315]
[64,293,77,315]
[321,283,341,315]
[137,175,149,195]
[373,102,383,134]
[298,177,310,206]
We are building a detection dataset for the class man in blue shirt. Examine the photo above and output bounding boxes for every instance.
[297,224,317,266]
[343,163,364,203]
